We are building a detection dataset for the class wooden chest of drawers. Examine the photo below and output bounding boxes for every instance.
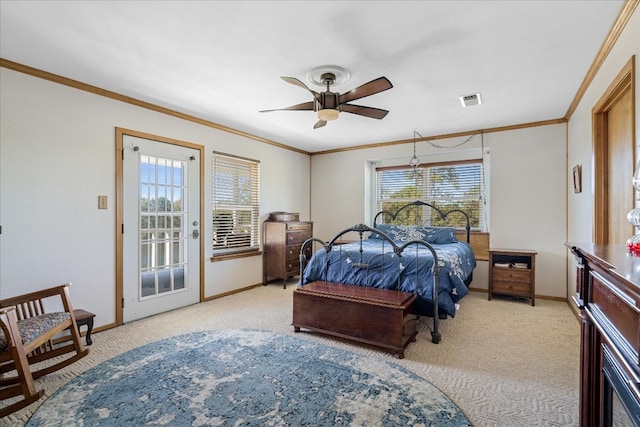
[488,249,536,305]
[263,219,313,288]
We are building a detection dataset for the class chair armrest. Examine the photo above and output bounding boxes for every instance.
[0,305,18,316]
[0,305,22,352]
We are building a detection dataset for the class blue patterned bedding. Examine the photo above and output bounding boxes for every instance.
[300,239,476,317]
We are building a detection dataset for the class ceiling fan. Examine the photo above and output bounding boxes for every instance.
[260,72,393,129]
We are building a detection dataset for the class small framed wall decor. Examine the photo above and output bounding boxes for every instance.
[573,164,582,193]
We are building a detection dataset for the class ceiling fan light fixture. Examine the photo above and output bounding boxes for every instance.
[317,109,339,121]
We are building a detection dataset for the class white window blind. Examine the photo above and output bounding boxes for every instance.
[212,152,260,255]
[376,160,486,231]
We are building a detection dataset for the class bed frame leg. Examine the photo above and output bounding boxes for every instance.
[431,331,441,344]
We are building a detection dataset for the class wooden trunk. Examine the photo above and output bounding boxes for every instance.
[292,281,418,358]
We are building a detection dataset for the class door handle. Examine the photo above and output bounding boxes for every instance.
[192,229,200,239]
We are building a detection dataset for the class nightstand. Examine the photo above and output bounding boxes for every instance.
[488,249,536,306]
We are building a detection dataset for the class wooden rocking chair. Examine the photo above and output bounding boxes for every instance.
[0,284,89,417]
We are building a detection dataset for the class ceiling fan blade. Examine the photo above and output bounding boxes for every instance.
[340,104,389,120]
[281,76,322,103]
[314,120,327,129]
[259,101,315,113]
[339,77,393,104]
[281,76,311,90]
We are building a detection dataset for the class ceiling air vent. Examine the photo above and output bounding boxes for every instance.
[460,93,482,108]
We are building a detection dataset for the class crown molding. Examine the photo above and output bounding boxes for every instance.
[565,0,639,120]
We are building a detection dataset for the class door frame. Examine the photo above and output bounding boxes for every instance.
[115,127,204,325]
[592,56,636,244]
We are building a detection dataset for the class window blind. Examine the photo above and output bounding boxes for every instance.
[376,160,485,231]
[212,152,260,255]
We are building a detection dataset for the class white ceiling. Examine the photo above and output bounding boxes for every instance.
[0,1,625,153]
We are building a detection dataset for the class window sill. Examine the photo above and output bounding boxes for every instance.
[210,250,262,263]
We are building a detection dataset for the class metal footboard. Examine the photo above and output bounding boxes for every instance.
[299,223,441,344]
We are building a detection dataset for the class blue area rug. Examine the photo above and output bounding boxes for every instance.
[27,329,471,426]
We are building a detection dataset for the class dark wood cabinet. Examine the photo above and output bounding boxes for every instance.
[488,249,536,305]
[567,243,640,427]
[263,214,312,289]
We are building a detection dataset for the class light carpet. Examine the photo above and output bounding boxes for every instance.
[26,329,471,426]
[1,286,580,426]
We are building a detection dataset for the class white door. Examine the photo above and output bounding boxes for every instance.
[122,135,200,322]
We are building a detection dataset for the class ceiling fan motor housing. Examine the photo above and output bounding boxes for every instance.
[319,72,340,116]
[320,91,339,111]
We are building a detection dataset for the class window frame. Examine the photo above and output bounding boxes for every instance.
[374,158,488,232]
[211,151,261,260]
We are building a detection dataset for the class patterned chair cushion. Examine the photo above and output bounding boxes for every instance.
[0,312,70,353]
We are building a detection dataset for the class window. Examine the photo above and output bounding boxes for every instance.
[140,154,188,295]
[212,152,260,257]
[376,160,486,231]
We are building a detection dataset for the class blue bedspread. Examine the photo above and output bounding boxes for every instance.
[300,240,476,317]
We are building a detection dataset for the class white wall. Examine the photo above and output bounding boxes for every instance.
[566,7,640,298]
[311,124,567,299]
[7,7,637,324]
[0,68,311,327]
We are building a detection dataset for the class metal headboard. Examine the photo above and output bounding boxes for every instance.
[373,200,471,243]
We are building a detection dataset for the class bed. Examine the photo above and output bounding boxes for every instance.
[293,201,476,354]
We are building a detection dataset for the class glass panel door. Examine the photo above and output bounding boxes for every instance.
[122,135,200,322]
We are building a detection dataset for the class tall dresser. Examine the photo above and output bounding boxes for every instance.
[567,243,640,427]
[263,212,313,289]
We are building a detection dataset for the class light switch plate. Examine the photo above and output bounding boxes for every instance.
[98,195,108,209]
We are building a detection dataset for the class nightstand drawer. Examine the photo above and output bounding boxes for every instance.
[492,280,530,295]
[492,268,531,283]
